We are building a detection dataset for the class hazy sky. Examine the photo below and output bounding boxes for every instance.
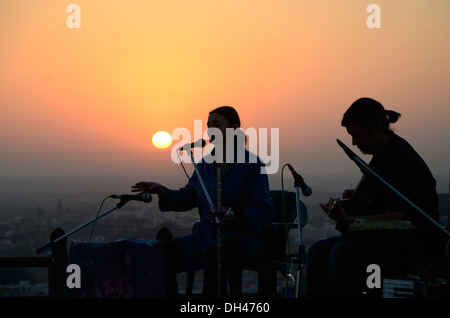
[1,0,449,195]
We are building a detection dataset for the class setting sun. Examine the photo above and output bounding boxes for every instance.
[152,131,173,149]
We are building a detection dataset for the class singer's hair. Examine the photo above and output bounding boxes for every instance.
[341,97,401,133]
[209,105,247,147]
[209,106,241,127]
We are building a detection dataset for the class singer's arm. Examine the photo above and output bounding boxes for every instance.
[132,180,197,212]
[157,175,198,212]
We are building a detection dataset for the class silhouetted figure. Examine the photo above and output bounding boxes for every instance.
[306,97,440,297]
[132,106,274,297]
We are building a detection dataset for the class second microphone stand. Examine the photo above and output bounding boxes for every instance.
[36,198,132,256]
[293,180,307,298]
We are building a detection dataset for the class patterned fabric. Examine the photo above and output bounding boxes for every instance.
[65,238,164,298]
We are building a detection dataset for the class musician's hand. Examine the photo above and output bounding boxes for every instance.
[207,210,216,222]
[320,197,354,223]
[320,197,336,216]
[131,181,166,197]
[207,205,235,224]
[327,203,346,222]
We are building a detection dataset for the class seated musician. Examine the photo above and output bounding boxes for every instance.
[306,97,440,297]
[131,106,274,297]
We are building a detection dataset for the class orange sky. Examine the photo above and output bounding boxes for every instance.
[1,0,449,193]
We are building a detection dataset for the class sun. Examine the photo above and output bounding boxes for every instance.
[152,131,172,149]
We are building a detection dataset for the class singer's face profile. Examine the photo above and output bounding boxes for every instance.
[207,113,233,143]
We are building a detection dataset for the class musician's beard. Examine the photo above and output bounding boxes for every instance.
[357,146,371,155]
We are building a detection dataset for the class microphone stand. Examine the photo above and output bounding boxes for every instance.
[184,149,223,298]
[36,199,130,256]
[293,182,306,298]
[216,166,223,298]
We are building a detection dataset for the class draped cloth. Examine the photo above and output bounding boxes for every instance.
[65,238,165,298]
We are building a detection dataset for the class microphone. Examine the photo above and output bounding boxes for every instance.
[109,193,152,203]
[336,139,367,173]
[287,164,312,196]
[178,138,206,151]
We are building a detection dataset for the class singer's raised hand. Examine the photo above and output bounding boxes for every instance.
[132,181,166,197]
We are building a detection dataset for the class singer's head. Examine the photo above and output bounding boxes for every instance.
[207,106,245,148]
[209,106,241,128]
[341,98,401,155]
